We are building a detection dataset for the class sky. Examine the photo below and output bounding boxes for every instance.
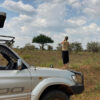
[0,0,100,49]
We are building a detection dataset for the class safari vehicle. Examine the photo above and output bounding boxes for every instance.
[0,12,84,100]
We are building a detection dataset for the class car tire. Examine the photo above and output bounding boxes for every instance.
[41,90,70,100]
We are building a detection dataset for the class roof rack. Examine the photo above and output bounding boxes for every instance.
[0,35,15,46]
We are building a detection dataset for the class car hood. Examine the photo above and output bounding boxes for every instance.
[29,67,74,78]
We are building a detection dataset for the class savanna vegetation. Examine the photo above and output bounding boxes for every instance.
[13,47,100,100]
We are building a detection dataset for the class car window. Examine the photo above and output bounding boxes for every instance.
[0,53,8,66]
[0,45,27,70]
[0,46,17,70]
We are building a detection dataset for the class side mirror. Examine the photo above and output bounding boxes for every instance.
[0,12,6,28]
[17,59,22,70]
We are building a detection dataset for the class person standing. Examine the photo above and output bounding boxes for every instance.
[61,36,69,69]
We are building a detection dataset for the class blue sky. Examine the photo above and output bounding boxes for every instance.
[0,0,100,49]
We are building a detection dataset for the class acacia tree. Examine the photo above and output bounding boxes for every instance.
[32,34,54,50]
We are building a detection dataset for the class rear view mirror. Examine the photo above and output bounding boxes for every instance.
[0,12,6,28]
[17,59,22,70]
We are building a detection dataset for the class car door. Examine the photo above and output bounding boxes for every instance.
[0,69,32,100]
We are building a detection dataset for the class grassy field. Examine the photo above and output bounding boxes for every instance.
[14,49,100,100]
[1,49,100,100]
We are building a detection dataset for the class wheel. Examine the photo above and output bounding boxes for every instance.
[41,90,70,100]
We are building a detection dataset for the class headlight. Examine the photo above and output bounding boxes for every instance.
[72,74,82,84]
[70,70,84,85]
[72,75,77,82]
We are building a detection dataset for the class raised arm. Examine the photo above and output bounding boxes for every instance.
[61,40,65,44]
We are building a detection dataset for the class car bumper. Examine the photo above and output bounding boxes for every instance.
[71,84,84,94]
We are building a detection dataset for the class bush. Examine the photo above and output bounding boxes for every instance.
[87,42,100,53]
[56,43,62,51]
[23,43,35,50]
[69,42,83,53]
[48,45,53,50]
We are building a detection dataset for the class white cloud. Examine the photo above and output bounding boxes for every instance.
[66,17,86,26]
[8,0,68,34]
[67,0,81,8]
[1,0,35,14]
[66,23,100,35]
[83,23,100,32]
[36,1,67,27]
[83,0,100,18]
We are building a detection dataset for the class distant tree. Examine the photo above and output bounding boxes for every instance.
[69,42,83,53]
[24,43,35,50]
[56,43,62,51]
[68,43,73,52]
[16,46,19,49]
[87,42,100,52]
[48,45,53,50]
[32,34,54,50]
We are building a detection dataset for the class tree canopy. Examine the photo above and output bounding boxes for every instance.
[32,34,54,50]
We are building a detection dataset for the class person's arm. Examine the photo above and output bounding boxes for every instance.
[61,40,65,44]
